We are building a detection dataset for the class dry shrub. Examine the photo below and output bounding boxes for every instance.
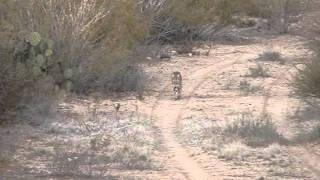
[239,80,262,95]
[224,114,282,146]
[296,124,320,142]
[258,51,282,62]
[218,141,253,161]
[247,64,270,78]
[294,55,320,99]
[0,0,149,123]
[309,125,320,141]
[110,145,152,170]
[145,0,241,43]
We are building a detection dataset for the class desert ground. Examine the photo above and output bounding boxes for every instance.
[2,1,320,179]
[1,33,320,180]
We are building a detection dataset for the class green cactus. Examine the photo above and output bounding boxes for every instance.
[45,39,54,49]
[32,66,42,77]
[29,47,36,59]
[45,49,53,57]
[64,68,73,80]
[26,32,42,46]
[39,40,47,53]
[35,54,45,67]
[16,63,27,75]
[14,31,75,94]
[17,30,28,41]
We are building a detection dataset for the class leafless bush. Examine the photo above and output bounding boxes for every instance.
[258,51,282,62]
[0,151,12,165]
[295,123,320,143]
[247,64,270,78]
[239,80,262,95]
[218,141,253,161]
[255,0,309,34]
[110,145,152,170]
[224,114,282,146]
[294,55,320,100]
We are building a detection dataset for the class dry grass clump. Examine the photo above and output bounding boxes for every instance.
[239,80,262,95]
[178,113,283,150]
[262,143,283,155]
[258,51,283,62]
[296,124,320,143]
[218,141,253,161]
[110,145,152,170]
[224,114,282,146]
[0,151,12,165]
[308,124,320,141]
[294,55,320,99]
[247,64,270,78]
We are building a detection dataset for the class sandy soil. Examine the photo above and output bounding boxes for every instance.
[1,35,320,180]
[135,35,320,179]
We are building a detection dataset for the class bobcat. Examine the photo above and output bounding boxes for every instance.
[171,72,182,100]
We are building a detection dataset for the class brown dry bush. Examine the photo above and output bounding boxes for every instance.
[0,1,149,123]
[294,55,320,100]
[224,114,282,146]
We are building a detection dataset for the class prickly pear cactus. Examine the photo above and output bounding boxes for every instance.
[32,66,42,77]
[64,69,73,80]
[35,54,45,67]
[13,31,77,93]
[26,32,42,46]
[45,49,53,57]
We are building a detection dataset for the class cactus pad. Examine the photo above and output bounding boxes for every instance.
[45,49,53,57]
[64,68,73,80]
[26,32,42,46]
[32,66,42,76]
[46,39,54,49]
[35,55,45,67]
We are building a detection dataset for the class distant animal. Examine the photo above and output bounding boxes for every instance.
[171,72,182,100]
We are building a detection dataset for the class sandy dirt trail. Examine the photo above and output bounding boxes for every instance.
[148,53,244,180]
[153,102,210,180]
[144,36,320,179]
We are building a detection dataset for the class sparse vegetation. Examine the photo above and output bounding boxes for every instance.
[0,151,12,165]
[9,103,161,178]
[179,113,282,148]
[294,55,320,99]
[239,80,262,95]
[258,51,283,62]
[1,0,319,179]
[247,64,270,78]
[218,141,253,161]
[111,145,152,170]
[309,124,320,141]
[296,124,320,142]
[224,114,282,146]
